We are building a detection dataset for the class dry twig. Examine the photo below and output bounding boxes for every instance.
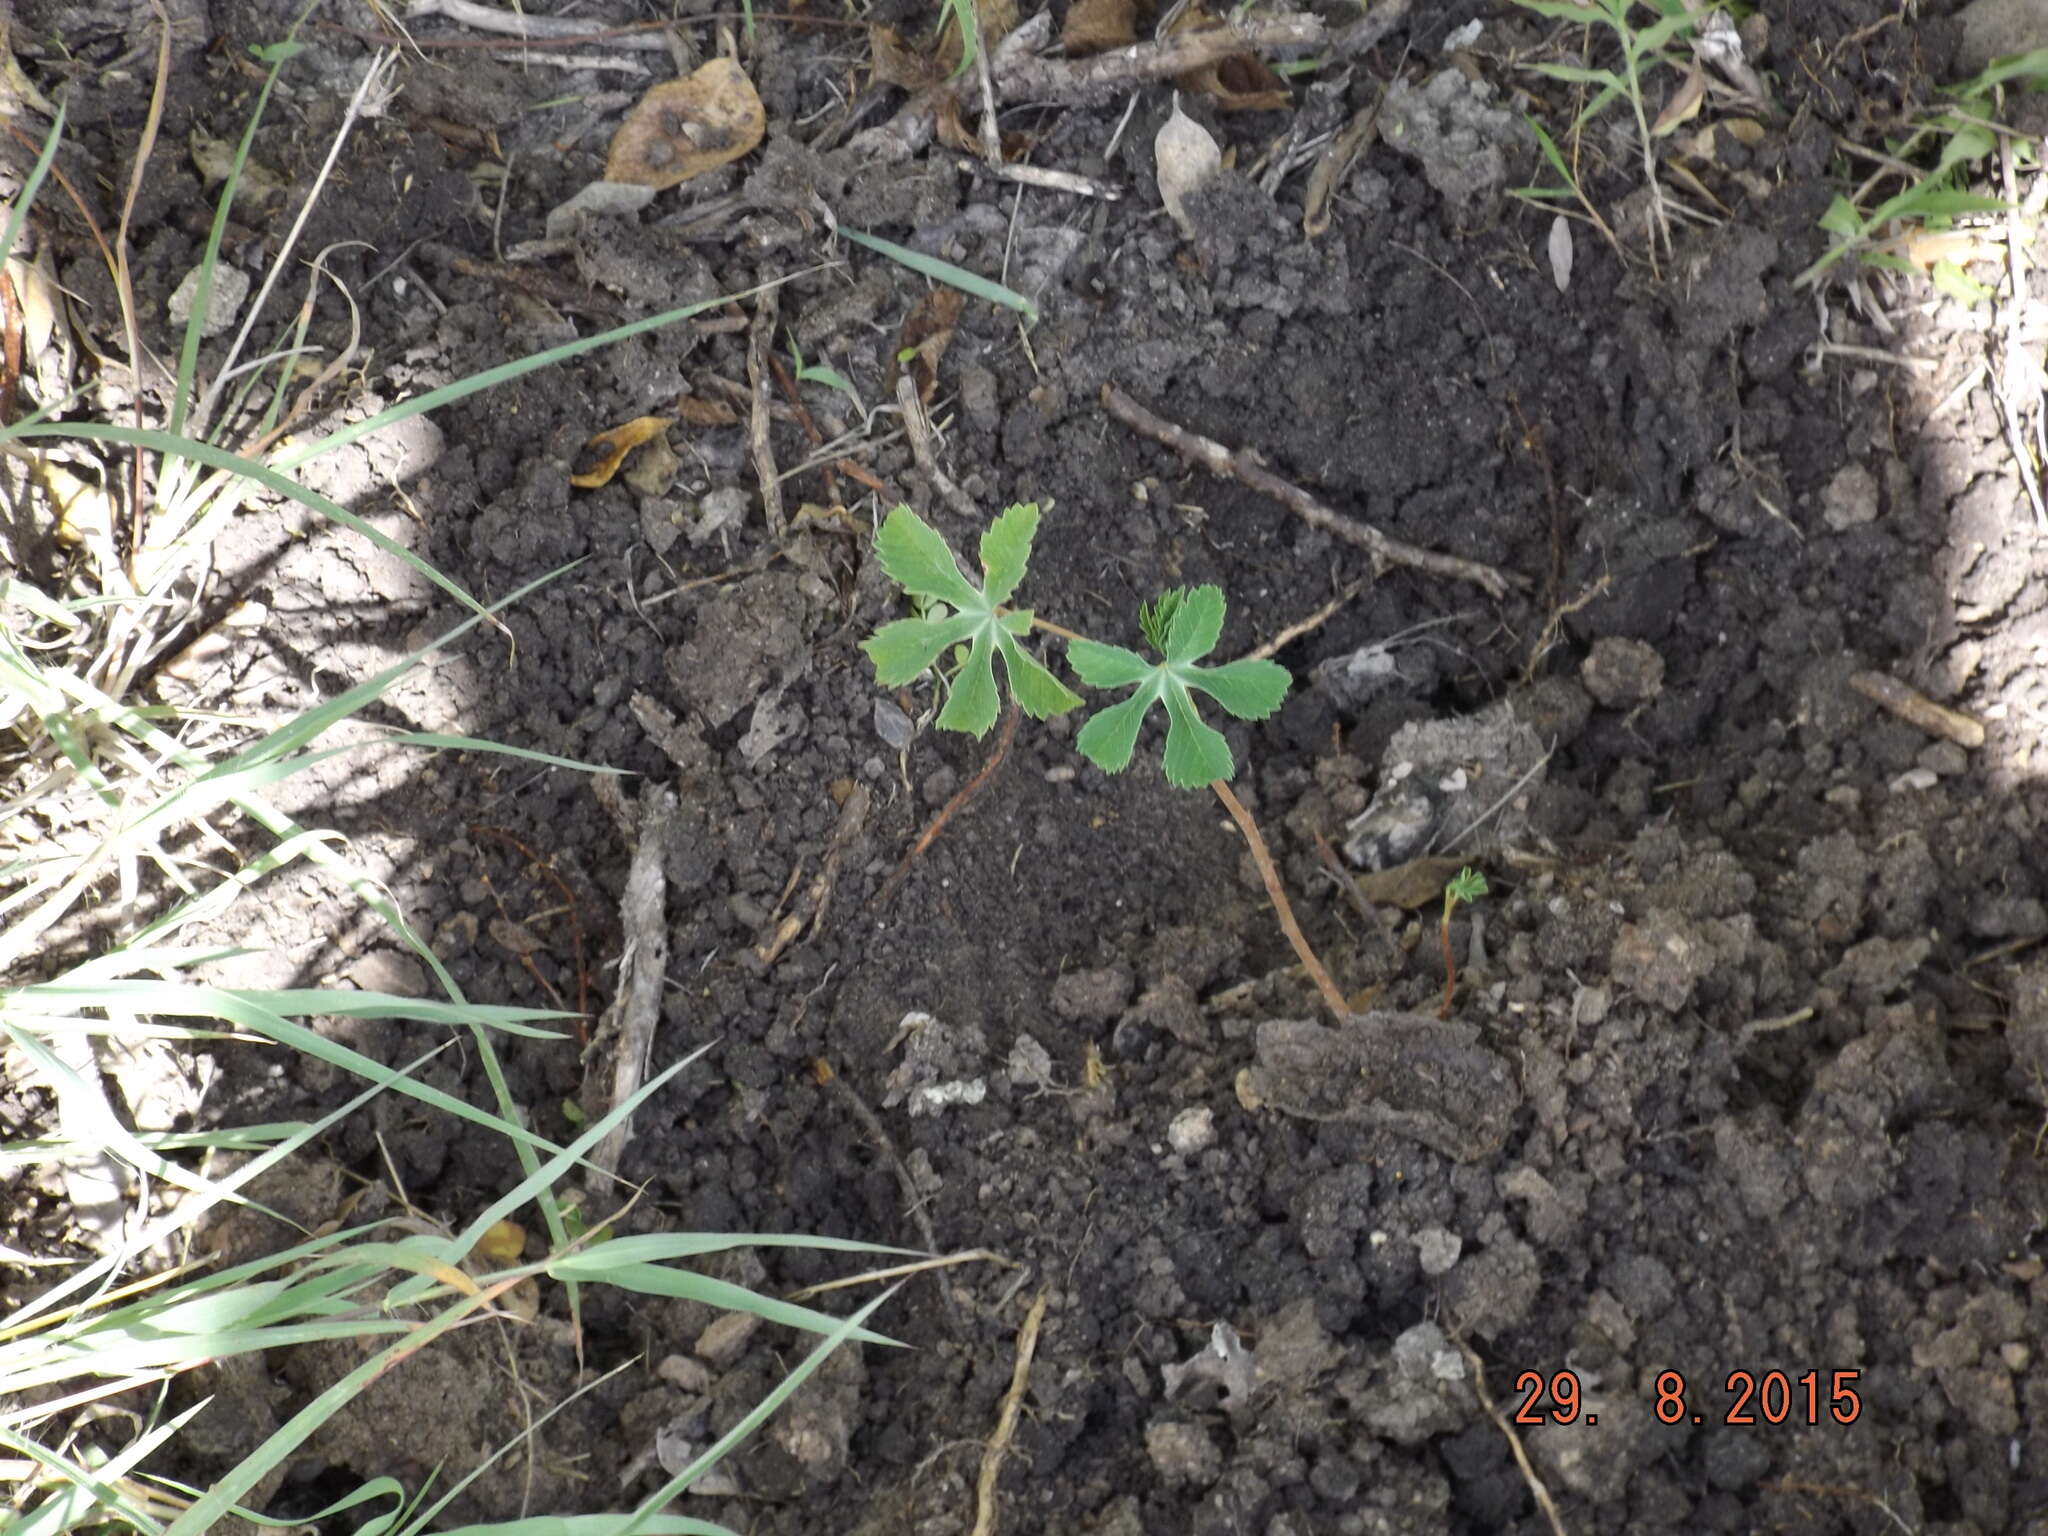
[1458,1338,1570,1536]
[582,782,681,1188]
[1101,385,1525,600]
[748,285,786,533]
[970,1289,1050,1536]
[896,373,981,522]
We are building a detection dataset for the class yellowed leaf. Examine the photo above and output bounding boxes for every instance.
[1651,66,1707,137]
[570,415,675,490]
[605,60,766,190]
[477,1219,527,1265]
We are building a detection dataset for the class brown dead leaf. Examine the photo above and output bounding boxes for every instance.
[887,287,963,404]
[571,415,675,489]
[676,393,740,428]
[937,0,1017,75]
[870,23,943,90]
[488,916,547,956]
[1650,66,1707,137]
[1062,0,1139,55]
[605,59,765,190]
[1169,5,1290,111]
[1353,855,1471,911]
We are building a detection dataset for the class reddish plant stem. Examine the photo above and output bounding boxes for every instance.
[1439,913,1456,1021]
[1210,779,1351,1023]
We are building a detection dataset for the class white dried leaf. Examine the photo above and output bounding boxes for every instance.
[1548,214,1573,294]
[1155,95,1221,240]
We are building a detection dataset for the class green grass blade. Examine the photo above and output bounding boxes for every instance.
[836,227,1038,321]
[0,102,67,274]
[620,1286,899,1526]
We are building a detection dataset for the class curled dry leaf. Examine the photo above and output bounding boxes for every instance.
[1061,0,1138,56]
[1155,96,1221,240]
[887,287,964,405]
[676,393,741,428]
[1650,65,1707,137]
[870,23,943,90]
[605,59,766,190]
[1170,4,1291,112]
[571,416,675,490]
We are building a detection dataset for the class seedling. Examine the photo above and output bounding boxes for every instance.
[1795,53,2048,295]
[787,331,865,416]
[1508,0,1701,266]
[1438,866,1490,1020]
[862,503,1353,1021]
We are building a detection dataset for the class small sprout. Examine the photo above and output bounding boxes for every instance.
[1445,866,1489,909]
[859,503,1081,737]
[1069,585,1290,788]
[1438,865,1489,1020]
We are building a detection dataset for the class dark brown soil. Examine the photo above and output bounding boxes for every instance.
[10,0,2048,1531]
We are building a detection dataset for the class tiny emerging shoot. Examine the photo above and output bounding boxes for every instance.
[1438,866,1490,1020]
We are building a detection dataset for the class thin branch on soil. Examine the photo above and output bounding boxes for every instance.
[403,0,676,49]
[748,285,786,534]
[1245,579,1363,662]
[896,373,982,523]
[991,4,1409,109]
[787,1247,1014,1301]
[1848,671,1986,749]
[1313,830,1397,966]
[768,350,840,504]
[1211,778,1351,1023]
[580,782,680,1189]
[970,1288,1050,1536]
[1457,1339,1571,1536]
[814,1058,957,1326]
[870,699,1021,913]
[851,2,1408,163]
[1100,385,1526,601]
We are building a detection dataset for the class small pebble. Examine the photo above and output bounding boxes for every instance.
[1167,1106,1215,1156]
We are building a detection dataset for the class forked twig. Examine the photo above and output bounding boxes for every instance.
[1101,385,1525,600]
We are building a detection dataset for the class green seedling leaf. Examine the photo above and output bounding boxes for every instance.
[861,504,1083,736]
[1931,258,1995,304]
[1444,866,1490,908]
[1069,586,1290,789]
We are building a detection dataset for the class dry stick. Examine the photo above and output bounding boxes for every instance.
[852,2,1407,162]
[1101,385,1525,601]
[996,3,1409,108]
[896,374,982,523]
[970,1288,1050,1536]
[1459,1339,1571,1536]
[584,784,680,1190]
[748,285,786,534]
[870,700,1022,913]
[1313,829,1397,965]
[1211,778,1350,1023]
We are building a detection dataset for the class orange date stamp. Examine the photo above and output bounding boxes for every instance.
[1512,1368,1864,1427]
